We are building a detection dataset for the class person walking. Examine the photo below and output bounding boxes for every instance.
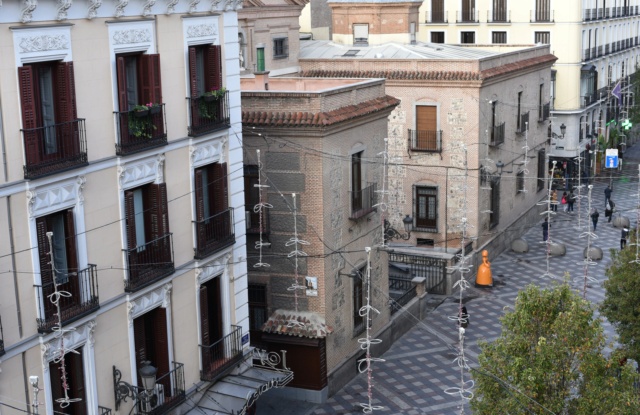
[591,208,599,231]
[542,218,549,241]
[567,190,576,212]
[551,189,558,212]
[607,200,616,223]
[621,228,629,249]
[561,191,568,212]
[605,185,612,207]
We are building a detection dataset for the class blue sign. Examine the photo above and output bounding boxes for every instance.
[242,333,249,345]
[605,149,619,168]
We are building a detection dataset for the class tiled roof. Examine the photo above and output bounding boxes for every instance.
[300,69,481,81]
[262,309,334,338]
[242,95,400,127]
[480,54,558,79]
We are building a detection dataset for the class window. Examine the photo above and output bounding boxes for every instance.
[539,84,544,120]
[431,32,445,43]
[188,44,226,136]
[124,183,173,291]
[461,31,475,44]
[134,308,170,401]
[410,22,416,45]
[244,165,264,233]
[492,0,507,21]
[535,31,550,44]
[49,347,86,415]
[415,186,437,231]
[431,0,445,22]
[353,267,365,335]
[411,106,440,151]
[537,149,546,191]
[535,0,551,21]
[492,32,507,44]
[194,162,234,259]
[517,91,522,131]
[199,277,224,371]
[354,24,369,45]
[489,177,500,228]
[490,101,505,145]
[19,61,86,179]
[461,0,476,22]
[516,171,525,194]
[249,284,267,346]
[273,37,289,59]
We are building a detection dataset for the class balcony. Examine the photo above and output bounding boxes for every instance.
[35,264,99,333]
[22,119,88,180]
[426,10,448,23]
[246,207,270,235]
[517,112,530,134]
[0,316,4,357]
[408,129,442,152]
[490,122,505,146]
[583,8,595,21]
[137,362,185,415]
[194,208,235,260]
[530,9,554,22]
[124,233,174,293]
[583,48,591,61]
[488,9,510,23]
[99,407,112,415]
[350,182,377,220]
[188,91,231,137]
[457,10,478,23]
[200,325,244,382]
[539,103,550,122]
[115,104,167,156]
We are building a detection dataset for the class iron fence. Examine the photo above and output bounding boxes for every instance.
[350,183,377,219]
[194,208,235,259]
[124,233,174,292]
[389,253,447,295]
[200,325,244,382]
[115,104,167,156]
[187,91,231,137]
[408,129,442,152]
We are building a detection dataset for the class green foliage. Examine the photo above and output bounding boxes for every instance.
[127,106,156,139]
[471,283,639,415]
[601,230,640,363]
[199,88,226,120]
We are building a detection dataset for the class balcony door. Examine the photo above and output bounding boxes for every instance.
[200,277,224,371]
[415,187,437,230]
[116,54,162,111]
[49,347,86,415]
[134,307,170,396]
[188,45,223,134]
[431,0,445,22]
[462,0,475,21]
[194,162,232,258]
[415,106,437,150]
[493,0,506,21]
[351,151,363,211]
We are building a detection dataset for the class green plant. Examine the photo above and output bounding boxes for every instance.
[203,87,226,99]
[128,105,156,139]
[198,87,226,120]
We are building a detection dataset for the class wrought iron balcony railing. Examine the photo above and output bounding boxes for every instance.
[426,10,448,23]
[539,103,550,122]
[115,104,167,156]
[408,129,442,152]
[136,362,185,415]
[0,315,4,357]
[22,119,88,180]
[187,91,231,137]
[490,122,505,146]
[531,9,554,22]
[98,406,112,415]
[488,9,510,23]
[349,182,377,220]
[35,264,99,333]
[193,208,235,260]
[200,325,244,382]
[457,10,478,23]
[124,233,174,293]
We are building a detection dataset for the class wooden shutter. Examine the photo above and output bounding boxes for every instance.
[133,316,147,384]
[205,45,223,92]
[19,66,40,166]
[188,47,199,98]
[125,191,138,250]
[211,277,223,341]
[36,217,52,287]
[68,350,87,415]
[153,307,171,393]
[199,285,210,346]
[140,54,163,104]
[55,62,79,155]
[416,106,437,132]
[63,209,80,300]
[116,57,128,111]
[49,359,64,409]
[148,183,169,242]
[212,163,228,214]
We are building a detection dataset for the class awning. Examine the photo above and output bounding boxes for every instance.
[191,367,293,415]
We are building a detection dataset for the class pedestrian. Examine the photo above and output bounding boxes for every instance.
[542,218,549,241]
[605,185,612,207]
[458,306,469,329]
[621,228,629,249]
[591,208,599,231]
[568,190,575,212]
[606,200,615,223]
[561,191,568,212]
[551,189,558,212]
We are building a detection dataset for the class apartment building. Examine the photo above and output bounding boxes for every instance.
[0,1,286,414]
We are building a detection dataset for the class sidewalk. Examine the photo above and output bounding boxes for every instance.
[257,143,640,415]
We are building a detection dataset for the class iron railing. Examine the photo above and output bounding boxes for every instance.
[194,208,235,259]
[200,325,243,382]
[124,233,174,293]
[135,362,185,415]
[188,91,231,137]
[0,315,4,357]
[531,9,553,22]
[539,103,550,122]
[583,48,591,61]
[408,129,442,152]
[390,284,417,315]
[488,9,510,22]
[491,122,505,146]
[389,253,447,295]
[457,10,478,23]
[426,10,448,23]
[349,182,377,220]
[35,264,99,333]
[98,406,112,415]
[115,104,167,156]
[22,119,88,180]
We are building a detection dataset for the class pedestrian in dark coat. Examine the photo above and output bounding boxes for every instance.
[591,208,599,231]
[607,200,616,222]
[605,185,612,207]
[568,191,576,212]
[542,218,549,241]
[621,228,629,249]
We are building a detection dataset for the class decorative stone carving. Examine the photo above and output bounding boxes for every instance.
[27,181,78,218]
[143,0,156,16]
[156,154,165,183]
[166,0,178,14]
[21,0,38,23]
[128,283,173,326]
[115,0,128,17]
[190,139,226,167]
[56,0,73,20]
[210,0,223,11]
[113,28,151,44]
[88,0,102,19]
[189,0,200,13]
[41,320,97,364]
[117,156,160,189]
[19,35,69,53]
[186,24,217,39]
[77,176,86,205]
[196,253,230,285]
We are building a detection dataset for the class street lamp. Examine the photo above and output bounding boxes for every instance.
[113,362,157,410]
[384,214,413,242]
[495,160,513,175]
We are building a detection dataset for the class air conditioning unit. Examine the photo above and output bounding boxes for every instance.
[139,383,164,413]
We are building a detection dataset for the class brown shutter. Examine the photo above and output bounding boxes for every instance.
[140,54,163,104]
[188,46,199,98]
[63,209,80,301]
[153,307,171,393]
[55,62,79,156]
[212,163,228,214]
[19,66,40,166]
[157,183,169,235]
[211,277,223,341]
[68,350,87,414]
[148,183,169,243]
[195,169,206,221]
[125,191,137,250]
[36,217,52,287]
[416,106,437,131]
[199,285,210,346]
[116,56,128,111]
[133,316,147,384]
[205,45,223,92]
[49,359,64,408]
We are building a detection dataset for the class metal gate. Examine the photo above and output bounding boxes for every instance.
[388,252,447,295]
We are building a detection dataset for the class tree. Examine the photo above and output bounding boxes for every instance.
[601,230,640,364]
[471,283,638,415]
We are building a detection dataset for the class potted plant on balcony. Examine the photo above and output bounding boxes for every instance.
[133,104,150,117]
[202,87,226,102]
[199,87,226,120]
[128,105,156,139]
[147,102,162,115]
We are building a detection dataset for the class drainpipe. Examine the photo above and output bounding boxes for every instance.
[445,169,448,251]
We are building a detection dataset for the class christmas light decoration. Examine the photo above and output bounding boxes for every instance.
[253,149,272,269]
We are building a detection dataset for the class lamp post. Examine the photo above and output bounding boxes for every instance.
[113,362,157,410]
[383,214,413,243]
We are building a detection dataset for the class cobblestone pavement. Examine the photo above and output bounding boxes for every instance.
[258,142,640,415]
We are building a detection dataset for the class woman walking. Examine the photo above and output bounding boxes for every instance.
[591,208,599,231]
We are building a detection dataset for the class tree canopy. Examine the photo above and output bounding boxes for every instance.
[471,283,638,415]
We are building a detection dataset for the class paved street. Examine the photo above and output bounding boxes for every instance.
[258,141,640,415]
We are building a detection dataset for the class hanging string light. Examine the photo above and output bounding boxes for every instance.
[537,160,558,279]
[375,138,390,247]
[285,193,309,324]
[629,164,640,265]
[253,149,272,269]
[577,185,598,298]
[574,151,586,230]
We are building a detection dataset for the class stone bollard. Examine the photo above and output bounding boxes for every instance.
[613,216,631,229]
[511,238,529,253]
[549,243,566,256]
[583,246,603,260]
[412,277,427,297]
